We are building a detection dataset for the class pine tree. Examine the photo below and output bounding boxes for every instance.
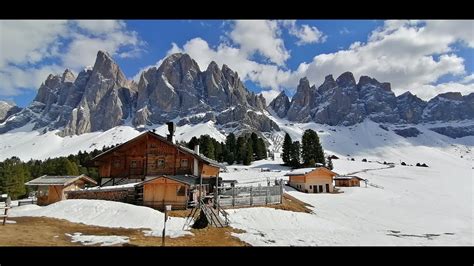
[1,157,28,199]
[251,132,259,156]
[282,133,293,165]
[236,136,246,163]
[214,141,223,162]
[200,135,215,160]
[327,156,333,170]
[226,133,236,154]
[243,141,253,165]
[65,160,80,175]
[302,129,325,167]
[188,136,199,150]
[290,141,301,168]
[226,152,235,165]
[257,138,267,159]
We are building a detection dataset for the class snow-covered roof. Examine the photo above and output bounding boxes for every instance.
[25,174,97,186]
[285,167,338,176]
[334,176,365,180]
[84,182,139,191]
[285,168,316,176]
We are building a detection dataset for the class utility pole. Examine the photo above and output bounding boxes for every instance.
[162,205,171,246]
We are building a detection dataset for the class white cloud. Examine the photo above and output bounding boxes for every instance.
[291,20,473,100]
[229,20,290,66]
[0,65,64,96]
[75,20,125,36]
[0,20,143,97]
[416,82,474,100]
[133,20,473,103]
[260,89,282,104]
[0,20,69,68]
[461,73,474,84]
[282,20,327,45]
[339,27,350,35]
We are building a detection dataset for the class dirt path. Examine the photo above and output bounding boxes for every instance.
[346,163,395,176]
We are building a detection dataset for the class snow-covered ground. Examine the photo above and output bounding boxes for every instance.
[221,148,472,245]
[66,233,129,246]
[0,121,225,161]
[10,199,192,238]
[1,114,473,246]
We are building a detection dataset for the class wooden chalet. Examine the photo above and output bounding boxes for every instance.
[90,123,223,185]
[285,167,338,193]
[25,174,97,205]
[334,176,365,187]
[88,122,225,210]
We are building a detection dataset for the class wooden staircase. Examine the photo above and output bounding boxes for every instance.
[184,199,229,229]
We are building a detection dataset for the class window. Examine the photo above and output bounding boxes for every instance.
[113,160,121,168]
[150,143,157,148]
[157,159,165,168]
[177,186,186,196]
[309,185,312,189]
[131,160,137,168]
[180,159,188,168]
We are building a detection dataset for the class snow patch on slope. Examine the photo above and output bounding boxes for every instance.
[10,199,192,238]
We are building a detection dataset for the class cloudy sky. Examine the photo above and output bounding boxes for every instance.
[1,20,473,107]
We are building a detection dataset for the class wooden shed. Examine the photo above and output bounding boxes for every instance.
[285,167,338,193]
[334,176,365,187]
[25,175,97,206]
[137,175,204,210]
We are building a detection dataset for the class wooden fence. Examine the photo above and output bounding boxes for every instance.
[216,182,283,208]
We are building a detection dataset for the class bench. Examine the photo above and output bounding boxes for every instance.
[0,206,11,225]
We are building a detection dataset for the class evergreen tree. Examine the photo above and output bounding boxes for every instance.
[327,156,334,170]
[225,152,235,165]
[257,138,267,159]
[188,136,199,150]
[214,141,223,162]
[236,136,246,163]
[301,129,325,167]
[65,160,80,175]
[199,135,215,160]
[226,133,236,154]
[243,141,253,165]
[0,157,28,199]
[290,141,301,168]
[282,133,293,165]
[251,132,259,156]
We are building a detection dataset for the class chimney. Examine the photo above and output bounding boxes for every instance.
[194,144,200,154]
[166,122,176,144]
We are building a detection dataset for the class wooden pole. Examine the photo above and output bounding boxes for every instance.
[232,186,235,207]
[280,179,283,204]
[250,186,253,206]
[265,186,269,205]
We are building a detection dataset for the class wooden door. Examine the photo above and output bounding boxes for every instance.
[313,185,317,193]
[325,184,330,193]
[319,185,323,193]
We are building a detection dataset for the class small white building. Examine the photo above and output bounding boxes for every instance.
[285,167,338,193]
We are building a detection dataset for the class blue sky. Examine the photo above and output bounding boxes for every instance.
[1,20,473,107]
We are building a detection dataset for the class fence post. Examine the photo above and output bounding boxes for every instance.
[280,179,283,204]
[214,185,218,209]
[250,186,253,206]
[265,186,269,205]
[232,186,235,207]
